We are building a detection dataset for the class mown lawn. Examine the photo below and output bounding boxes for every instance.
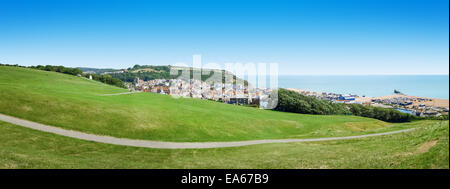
[0,120,447,169]
[0,66,416,142]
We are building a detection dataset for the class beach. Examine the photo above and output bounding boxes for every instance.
[355,94,449,108]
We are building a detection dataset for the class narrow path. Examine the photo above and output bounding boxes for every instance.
[100,91,141,96]
[0,113,414,149]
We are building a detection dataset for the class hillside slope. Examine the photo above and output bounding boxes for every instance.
[0,120,447,168]
[0,66,419,142]
[108,64,249,85]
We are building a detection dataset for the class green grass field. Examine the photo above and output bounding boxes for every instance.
[0,66,448,169]
[0,66,417,142]
[0,120,447,168]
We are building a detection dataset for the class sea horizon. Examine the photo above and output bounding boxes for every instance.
[274,75,449,100]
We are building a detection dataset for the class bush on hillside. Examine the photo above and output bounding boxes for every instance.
[90,74,126,88]
[274,89,349,115]
[419,114,449,121]
[347,104,414,122]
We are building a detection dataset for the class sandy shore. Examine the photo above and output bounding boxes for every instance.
[355,94,449,108]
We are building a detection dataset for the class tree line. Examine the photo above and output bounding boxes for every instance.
[31,65,83,76]
[32,65,126,88]
[0,64,126,89]
[110,72,176,82]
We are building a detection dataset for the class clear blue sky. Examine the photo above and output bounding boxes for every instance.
[0,0,448,75]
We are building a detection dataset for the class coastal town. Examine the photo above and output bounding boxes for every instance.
[126,77,449,118]
[128,78,275,108]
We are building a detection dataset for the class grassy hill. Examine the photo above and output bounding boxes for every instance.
[0,65,415,142]
[0,119,447,168]
[0,65,448,168]
[107,64,249,85]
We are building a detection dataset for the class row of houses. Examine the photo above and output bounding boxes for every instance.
[292,89,359,104]
[132,78,274,108]
[370,96,447,117]
[371,97,414,106]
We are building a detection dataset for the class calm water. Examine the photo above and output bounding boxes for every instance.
[276,75,449,99]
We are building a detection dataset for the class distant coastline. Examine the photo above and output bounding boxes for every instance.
[287,87,449,118]
[277,75,449,100]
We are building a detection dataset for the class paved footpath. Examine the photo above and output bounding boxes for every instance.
[0,113,415,149]
[100,91,141,96]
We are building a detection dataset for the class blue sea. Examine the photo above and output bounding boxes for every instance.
[276,75,449,99]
